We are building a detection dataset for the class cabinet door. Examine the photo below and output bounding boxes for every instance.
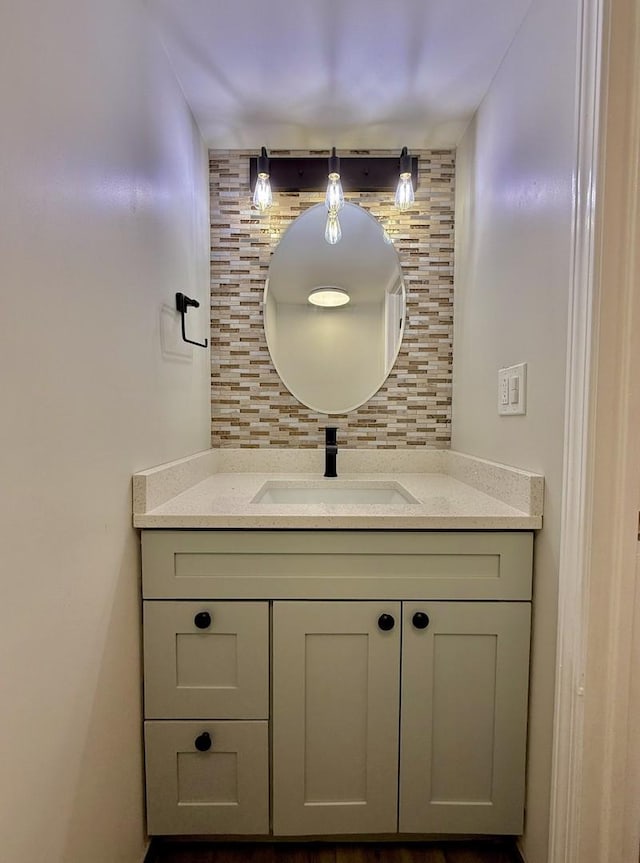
[399,601,531,834]
[144,601,268,719]
[144,720,269,835]
[273,601,400,835]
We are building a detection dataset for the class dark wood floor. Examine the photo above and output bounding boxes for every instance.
[149,841,522,863]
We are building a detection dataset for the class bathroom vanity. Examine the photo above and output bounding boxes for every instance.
[134,449,543,839]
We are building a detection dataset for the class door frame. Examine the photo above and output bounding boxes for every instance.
[549,0,640,860]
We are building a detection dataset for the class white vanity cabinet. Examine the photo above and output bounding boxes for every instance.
[272,600,402,835]
[272,599,530,836]
[143,599,270,835]
[141,530,533,838]
[398,600,531,834]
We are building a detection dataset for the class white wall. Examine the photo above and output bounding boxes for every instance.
[451,0,580,860]
[0,2,210,862]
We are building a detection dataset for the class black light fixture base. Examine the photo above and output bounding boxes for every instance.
[249,154,419,194]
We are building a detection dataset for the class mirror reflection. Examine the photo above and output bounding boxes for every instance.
[264,203,405,414]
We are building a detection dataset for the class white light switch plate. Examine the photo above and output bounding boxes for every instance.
[498,363,527,415]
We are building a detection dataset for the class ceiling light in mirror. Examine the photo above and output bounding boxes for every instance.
[308,287,350,308]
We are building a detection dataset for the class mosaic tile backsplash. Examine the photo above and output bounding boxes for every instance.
[210,149,454,448]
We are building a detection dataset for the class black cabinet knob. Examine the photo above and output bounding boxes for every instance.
[412,611,430,630]
[194,611,212,629]
[378,613,395,631]
[195,732,212,752]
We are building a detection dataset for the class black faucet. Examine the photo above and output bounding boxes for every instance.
[324,427,338,478]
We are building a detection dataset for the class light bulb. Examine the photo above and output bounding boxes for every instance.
[252,147,273,212]
[395,173,414,210]
[325,173,344,213]
[325,212,342,245]
[253,173,272,211]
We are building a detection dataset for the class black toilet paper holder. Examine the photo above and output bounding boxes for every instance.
[176,292,208,348]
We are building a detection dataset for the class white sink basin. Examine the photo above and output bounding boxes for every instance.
[252,480,420,506]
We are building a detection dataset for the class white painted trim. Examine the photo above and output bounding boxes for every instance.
[547,0,603,859]
[583,0,640,854]
[549,0,640,860]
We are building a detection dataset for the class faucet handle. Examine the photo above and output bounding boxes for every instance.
[325,427,338,445]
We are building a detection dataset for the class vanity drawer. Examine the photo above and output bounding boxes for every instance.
[145,720,269,835]
[142,530,533,601]
[144,601,269,719]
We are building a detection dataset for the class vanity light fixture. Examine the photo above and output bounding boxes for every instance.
[325,147,345,214]
[395,146,415,211]
[248,149,418,213]
[252,146,273,212]
[308,286,350,307]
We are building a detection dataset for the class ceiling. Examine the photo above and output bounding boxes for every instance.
[148,0,533,149]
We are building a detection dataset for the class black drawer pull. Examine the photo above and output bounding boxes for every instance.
[378,613,395,631]
[195,732,212,752]
[412,611,430,630]
[194,611,212,629]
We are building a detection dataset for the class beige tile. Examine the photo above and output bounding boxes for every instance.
[209,149,454,449]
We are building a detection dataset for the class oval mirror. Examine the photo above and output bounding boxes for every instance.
[264,202,405,414]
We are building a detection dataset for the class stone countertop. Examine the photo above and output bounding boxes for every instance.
[132,449,543,530]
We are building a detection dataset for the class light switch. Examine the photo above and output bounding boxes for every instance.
[509,376,519,403]
[498,363,527,415]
